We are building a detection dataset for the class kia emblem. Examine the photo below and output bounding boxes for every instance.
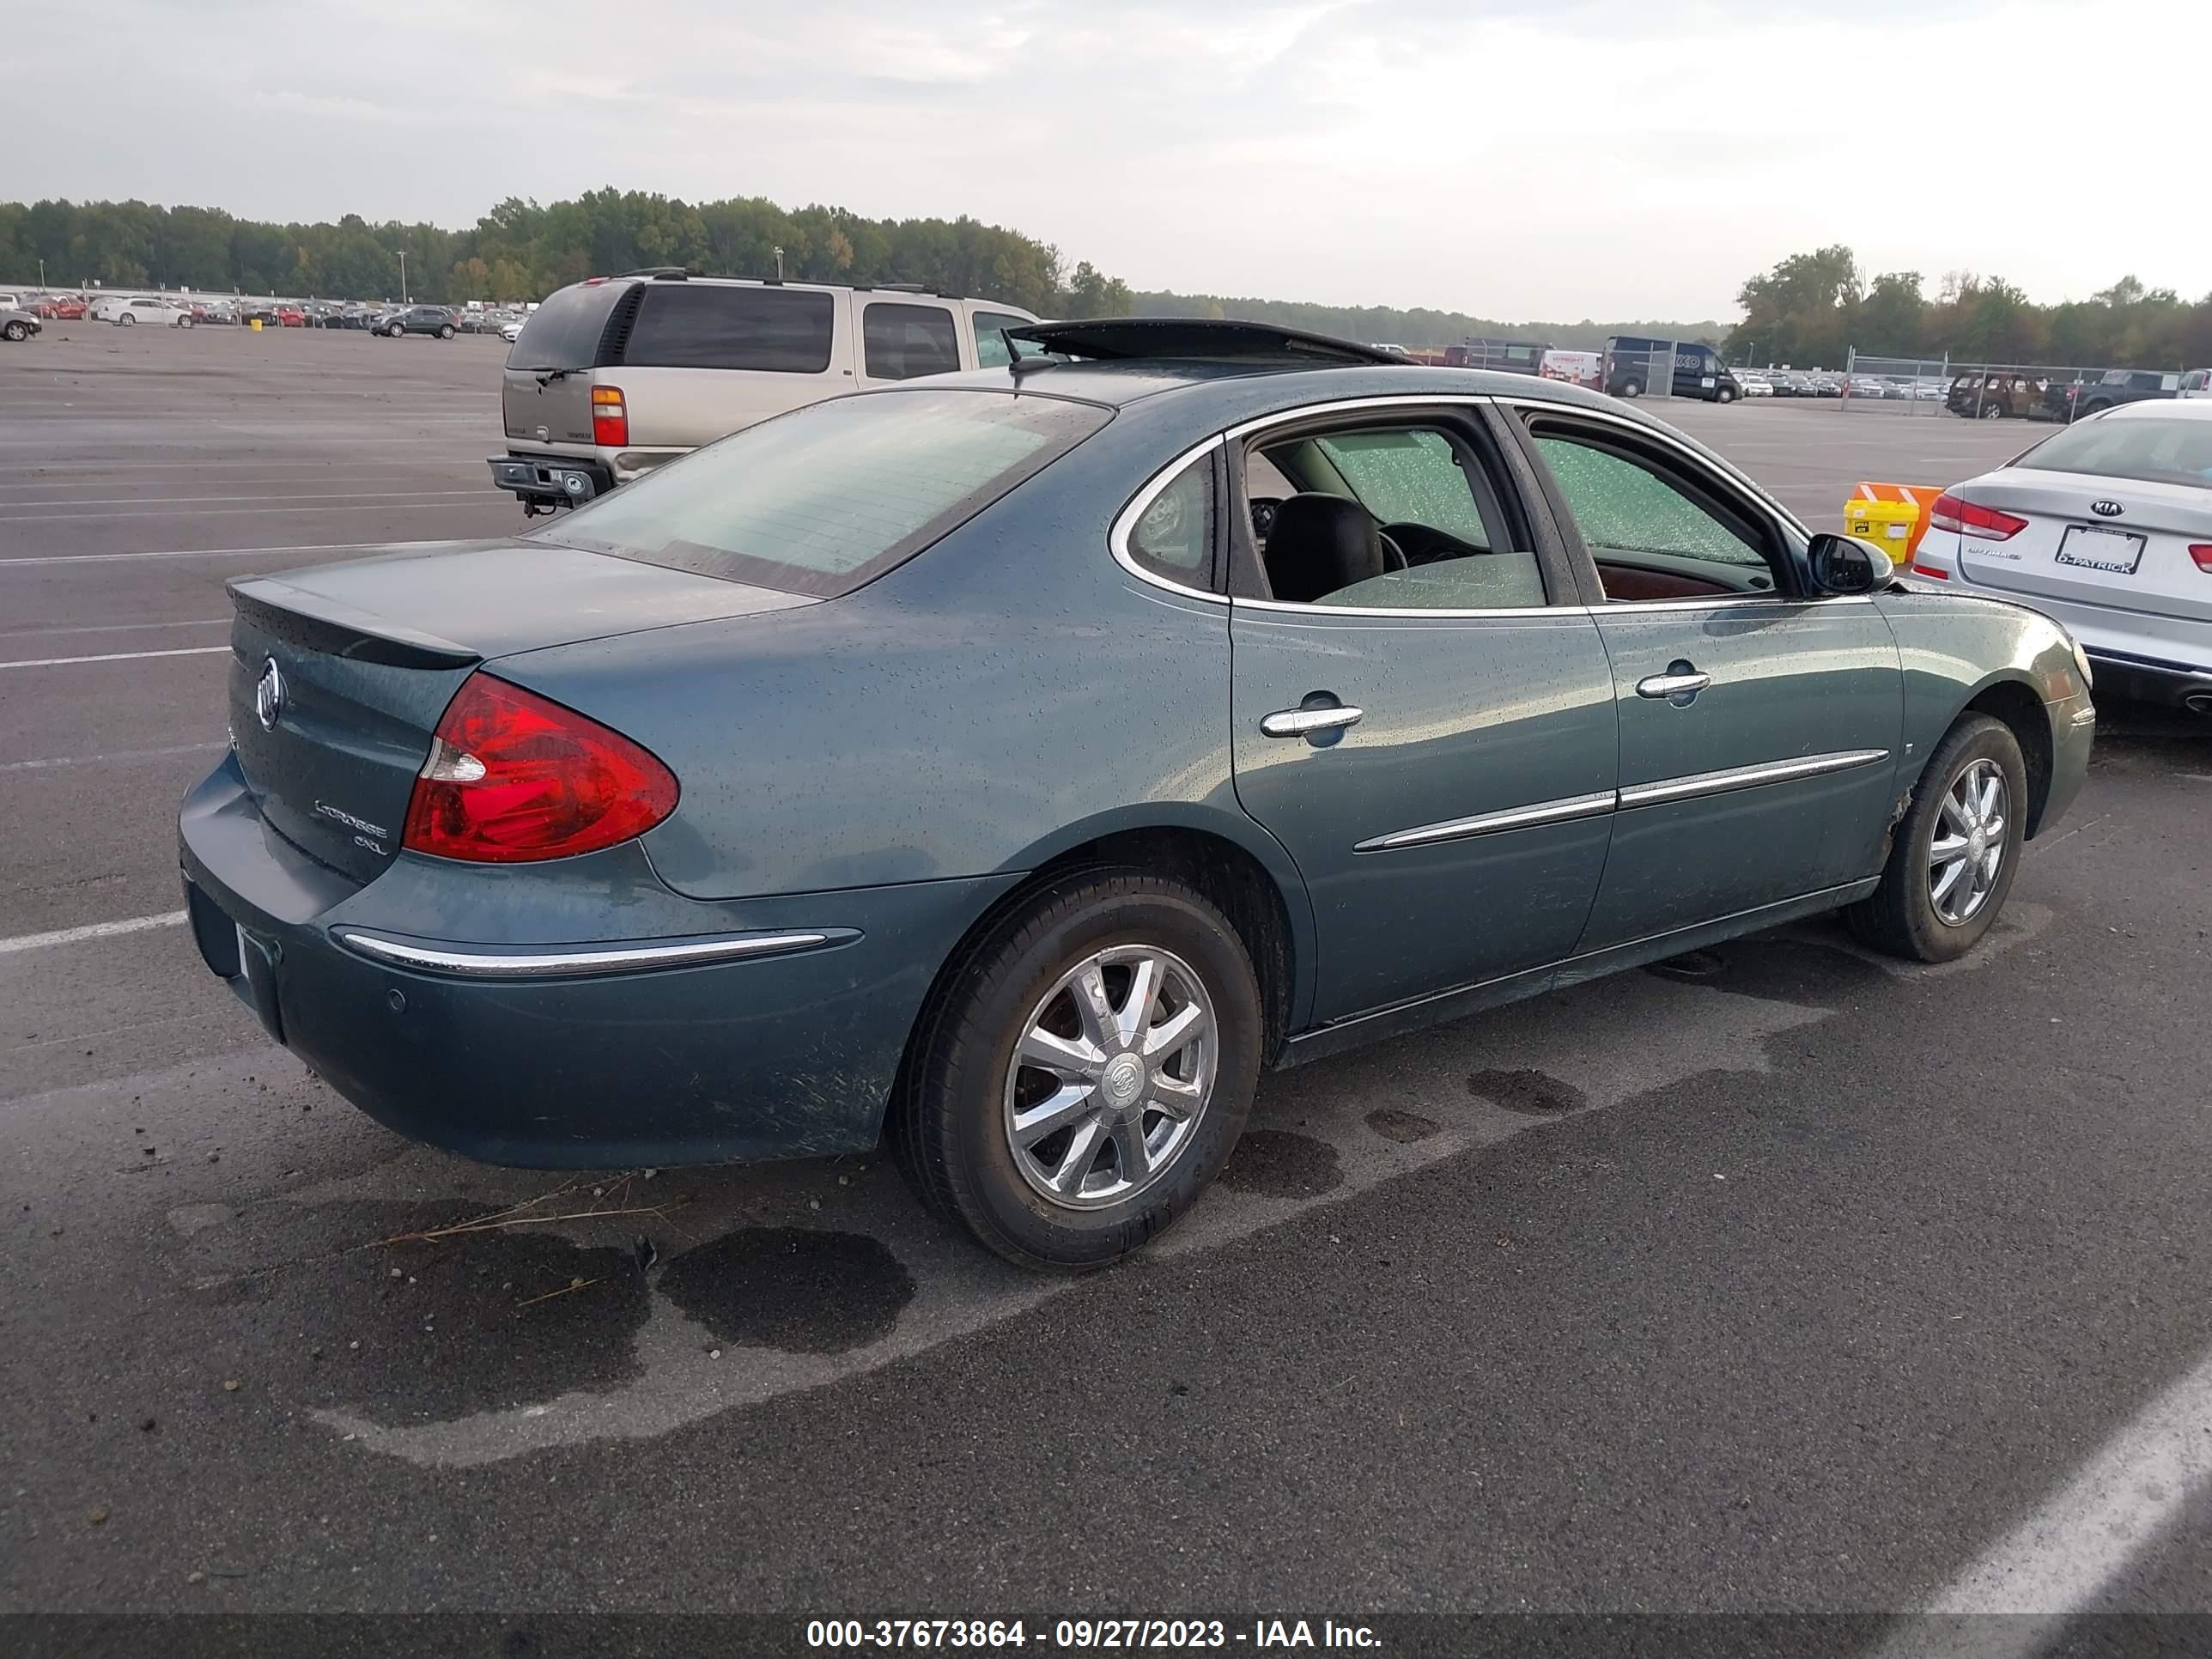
[2090,500,2124,518]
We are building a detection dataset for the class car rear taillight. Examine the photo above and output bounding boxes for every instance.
[591,386,628,447]
[2191,545,2212,574]
[401,674,678,863]
[1929,491,2028,541]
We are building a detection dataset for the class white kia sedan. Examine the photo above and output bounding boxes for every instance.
[1910,400,2212,712]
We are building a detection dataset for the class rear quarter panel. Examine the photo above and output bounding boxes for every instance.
[488,411,1293,906]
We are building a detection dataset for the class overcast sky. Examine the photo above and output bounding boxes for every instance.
[11,0,2206,319]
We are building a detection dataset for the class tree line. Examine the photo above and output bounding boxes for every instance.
[1729,245,2212,369]
[0,190,1135,318]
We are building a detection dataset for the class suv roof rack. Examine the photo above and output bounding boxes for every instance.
[620,266,690,280]
[1005,318,1402,368]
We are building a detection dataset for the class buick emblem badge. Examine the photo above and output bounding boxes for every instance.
[2090,499,2124,518]
[254,657,285,732]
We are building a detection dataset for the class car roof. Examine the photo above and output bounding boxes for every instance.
[2103,398,2212,420]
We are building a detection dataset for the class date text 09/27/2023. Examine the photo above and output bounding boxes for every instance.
[805,1619,1383,1650]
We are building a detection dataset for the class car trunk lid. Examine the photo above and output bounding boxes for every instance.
[1954,469,2212,623]
[225,539,811,883]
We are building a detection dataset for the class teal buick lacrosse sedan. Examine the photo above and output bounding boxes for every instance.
[180,319,2095,1268]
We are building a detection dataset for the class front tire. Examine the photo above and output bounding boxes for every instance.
[1618,378,1642,398]
[891,869,1264,1271]
[1847,714,2027,962]
[438,324,455,339]
[1716,385,1735,404]
[2,321,26,342]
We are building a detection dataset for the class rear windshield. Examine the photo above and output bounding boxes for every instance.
[624,284,836,372]
[533,390,1110,598]
[2014,417,2212,489]
[505,283,624,371]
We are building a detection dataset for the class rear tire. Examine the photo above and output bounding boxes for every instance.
[1847,714,2027,963]
[119,313,135,325]
[438,324,455,339]
[1979,401,2004,419]
[890,869,1263,1271]
[1619,379,1642,398]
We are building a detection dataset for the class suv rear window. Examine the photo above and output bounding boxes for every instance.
[2014,417,2212,489]
[505,283,627,371]
[535,390,1111,598]
[623,284,836,372]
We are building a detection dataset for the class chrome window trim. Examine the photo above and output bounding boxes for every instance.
[1616,749,1890,810]
[331,927,845,979]
[1108,433,1226,604]
[1354,790,1617,853]
[1109,390,1820,617]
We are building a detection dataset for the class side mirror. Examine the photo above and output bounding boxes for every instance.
[1807,532,1894,597]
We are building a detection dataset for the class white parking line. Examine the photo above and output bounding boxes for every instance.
[0,489,486,512]
[0,912,187,956]
[0,498,494,524]
[0,617,228,640]
[1875,1345,2212,1658]
[0,741,224,773]
[0,538,464,568]
[0,646,230,669]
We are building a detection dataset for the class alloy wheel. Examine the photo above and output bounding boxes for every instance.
[1002,944,1217,1210]
[1929,758,2008,926]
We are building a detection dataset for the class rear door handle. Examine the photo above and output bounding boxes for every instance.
[1261,704,1364,738]
[1636,668,1711,701]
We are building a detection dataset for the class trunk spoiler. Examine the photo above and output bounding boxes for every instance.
[228,577,482,672]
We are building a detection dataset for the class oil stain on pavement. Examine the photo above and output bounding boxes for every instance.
[657,1228,914,1354]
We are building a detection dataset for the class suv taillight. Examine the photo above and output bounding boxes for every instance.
[1929,491,2027,542]
[402,674,678,863]
[591,386,628,447]
[2191,545,2212,574]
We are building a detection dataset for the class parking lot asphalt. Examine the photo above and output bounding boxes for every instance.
[3,330,2209,1639]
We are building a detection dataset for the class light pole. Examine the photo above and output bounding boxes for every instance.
[38,258,46,289]
[398,250,409,303]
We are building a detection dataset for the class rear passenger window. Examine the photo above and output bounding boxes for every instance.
[1125,457,1213,586]
[970,311,1031,368]
[864,303,962,380]
[623,285,835,372]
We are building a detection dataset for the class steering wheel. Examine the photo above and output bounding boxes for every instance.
[1380,522,1488,567]
[1248,496,1283,544]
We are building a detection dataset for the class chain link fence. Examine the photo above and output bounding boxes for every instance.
[1843,351,2136,422]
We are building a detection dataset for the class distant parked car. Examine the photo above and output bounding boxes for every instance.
[1948,372,2043,419]
[34,295,88,320]
[2069,368,2187,418]
[96,296,195,328]
[1,306,41,343]
[274,306,307,327]
[490,274,1037,510]
[383,305,459,338]
[500,315,526,343]
[1737,371,1774,397]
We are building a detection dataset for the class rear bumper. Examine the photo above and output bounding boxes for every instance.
[178,752,1013,1168]
[2082,647,2212,712]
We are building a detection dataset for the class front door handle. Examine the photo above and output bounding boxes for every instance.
[1636,665,1711,702]
[1261,703,1364,739]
